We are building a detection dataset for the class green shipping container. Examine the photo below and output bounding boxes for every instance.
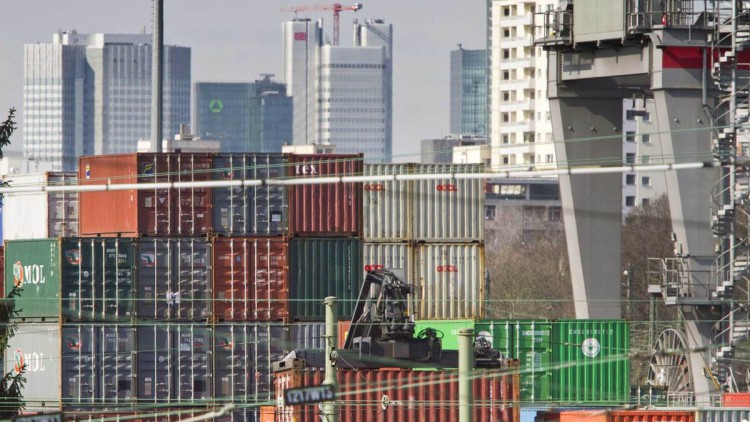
[289,238,362,321]
[551,319,629,405]
[5,238,136,320]
[414,319,552,402]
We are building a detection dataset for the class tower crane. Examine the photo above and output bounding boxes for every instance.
[280,3,363,46]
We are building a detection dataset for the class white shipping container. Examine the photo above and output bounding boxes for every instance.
[701,408,750,422]
[5,323,62,412]
[3,172,78,240]
[412,164,484,242]
[362,242,414,283]
[416,243,485,319]
[362,164,411,241]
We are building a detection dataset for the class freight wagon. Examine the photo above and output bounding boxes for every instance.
[273,364,521,422]
[414,319,630,405]
[537,409,695,422]
[4,238,211,321]
[3,172,79,240]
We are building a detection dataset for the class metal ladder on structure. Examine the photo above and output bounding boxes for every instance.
[708,0,750,391]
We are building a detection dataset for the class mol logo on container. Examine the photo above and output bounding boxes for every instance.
[581,338,601,358]
[13,349,46,373]
[12,261,46,287]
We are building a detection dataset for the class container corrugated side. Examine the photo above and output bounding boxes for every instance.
[6,323,61,412]
[5,239,62,320]
[213,323,289,404]
[287,154,363,237]
[415,243,485,319]
[289,322,327,350]
[274,366,521,422]
[722,392,750,407]
[212,237,289,321]
[412,163,484,242]
[609,410,695,422]
[213,153,287,236]
[289,238,362,321]
[700,408,750,422]
[552,319,629,405]
[362,163,411,241]
[3,172,79,240]
[362,242,414,284]
[79,153,214,236]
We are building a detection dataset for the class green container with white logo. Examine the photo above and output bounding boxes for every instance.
[5,239,63,320]
[551,319,629,405]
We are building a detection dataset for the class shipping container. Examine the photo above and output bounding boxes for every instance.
[212,237,288,321]
[288,322,327,351]
[289,238,362,320]
[362,163,411,241]
[213,323,290,405]
[413,319,552,402]
[3,172,79,240]
[213,154,287,236]
[136,324,213,404]
[287,154,363,237]
[415,243,485,319]
[546,410,695,422]
[722,392,750,407]
[362,242,414,284]
[552,319,629,404]
[274,366,520,422]
[136,238,212,320]
[5,323,138,412]
[412,163,484,242]
[79,153,214,236]
[700,408,750,422]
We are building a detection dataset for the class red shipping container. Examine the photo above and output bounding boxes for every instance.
[338,320,351,349]
[554,410,695,422]
[287,154,363,237]
[274,364,521,422]
[723,392,750,407]
[79,153,214,236]
[212,237,289,321]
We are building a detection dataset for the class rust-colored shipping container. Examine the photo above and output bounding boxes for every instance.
[260,406,276,422]
[79,153,214,236]
[287,154,363,237]
[212,237,289,321]
[338,320,351,349]
[723,392,750,407]
[274,364,521,422]
[551,410,695,422]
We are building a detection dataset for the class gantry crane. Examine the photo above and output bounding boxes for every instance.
[280,3,363,45]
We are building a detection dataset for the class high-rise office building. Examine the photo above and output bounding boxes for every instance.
[488,1,556,171]
[23,31,190,170]
[450,47,487,136]
[194,76,292,152]
[282,18,392,162]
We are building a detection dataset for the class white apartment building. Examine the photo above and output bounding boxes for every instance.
[488,0,556,171]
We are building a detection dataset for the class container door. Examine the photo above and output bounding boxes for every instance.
[48,173,79,237]
[250,238,289,321]
[250,324,289,401]
[138,155,172,235]
[61,239,96,321]
[254,154,287,235]
[100,325,135,405]
[174,154,213,235]
[213,155,249,235]
[213,238,246,321]
[174,324,212,402]
[4,239,61,320]
[214,325,249,404]
[136,239,172,319]
[61,325,97,407]
[515,321,553,402]
[174,239,211,319]
[101,239,136,320]
[136,325,172,402]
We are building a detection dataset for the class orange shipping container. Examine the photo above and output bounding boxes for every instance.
[260,406,277,422]
[723,392,750,407]
[555,410,695,422]
[274,364,521,422]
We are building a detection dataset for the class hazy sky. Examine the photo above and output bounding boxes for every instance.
[0,0,486,159]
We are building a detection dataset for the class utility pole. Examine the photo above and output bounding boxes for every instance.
[623,269,632,320]
[323,297,338,422]
[151,0,164,153]
[458,328,474,422]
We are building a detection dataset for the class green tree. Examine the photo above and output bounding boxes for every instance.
[0,109,26,416]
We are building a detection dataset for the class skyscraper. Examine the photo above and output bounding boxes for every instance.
[488,1,556,171]
[23,31,190,171]
[194,76,292,152]
[450,47,487,136]
[282,18,392,162]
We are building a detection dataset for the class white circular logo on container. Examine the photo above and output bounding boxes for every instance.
[581,338,601,357]
[477,331,493,347]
